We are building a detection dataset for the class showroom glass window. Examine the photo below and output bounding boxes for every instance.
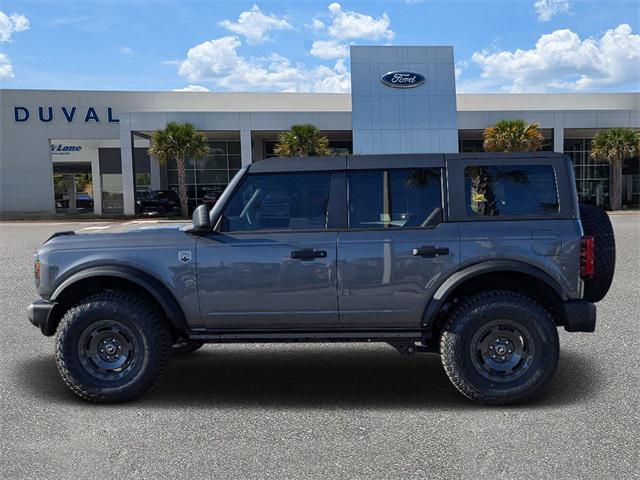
[464,165,559,216]
[221,173,331,232]
[347,168,442,229]
[166,141,241,210]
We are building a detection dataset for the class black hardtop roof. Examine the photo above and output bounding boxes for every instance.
[247,152,567,173]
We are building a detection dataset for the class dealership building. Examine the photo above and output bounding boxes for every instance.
[1,45,638,216]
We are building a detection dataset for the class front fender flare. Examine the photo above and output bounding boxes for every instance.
[51,265,189,332]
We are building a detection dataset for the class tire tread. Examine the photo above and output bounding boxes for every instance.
[55,290,172,403]
[440,290,559,405]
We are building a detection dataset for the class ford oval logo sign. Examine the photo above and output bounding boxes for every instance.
[381,71,425,88]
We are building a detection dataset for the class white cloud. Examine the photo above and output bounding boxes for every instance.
[118,46,133,56]
[534,0,571,22]
[0,11,29,43]
[219,5,291,45]
[173,85,210,92]
[405,0,424,3]
[325,3,394,41]
[0,52,14,78]
[310,39,349,59]
[178,36,243,82]
[471,24,640,92]
[177,35,349,93]
[310,19,325,31]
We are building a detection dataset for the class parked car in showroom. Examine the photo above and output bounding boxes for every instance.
[135,190,181,215]
[28,153,615,404]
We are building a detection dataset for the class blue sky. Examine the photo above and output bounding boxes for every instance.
[0,0,638,93]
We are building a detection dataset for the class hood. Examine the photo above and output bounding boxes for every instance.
[40,221,192,252]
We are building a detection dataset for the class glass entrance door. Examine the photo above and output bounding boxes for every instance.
[53,162,94,213]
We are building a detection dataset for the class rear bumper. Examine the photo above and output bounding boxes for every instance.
[28,299,57,336]
[563,300,596,333]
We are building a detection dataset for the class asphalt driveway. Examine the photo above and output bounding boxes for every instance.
[1,216,638,479]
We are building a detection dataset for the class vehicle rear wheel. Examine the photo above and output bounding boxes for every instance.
[579,204,616,302]
[55,291,172,403]
[440,291,559,405]
[172,338,204,356]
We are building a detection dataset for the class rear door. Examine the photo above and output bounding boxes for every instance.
[337,157,461,329]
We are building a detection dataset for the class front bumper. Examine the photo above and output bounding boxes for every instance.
[28,299,58,336]
[563,300,596,332]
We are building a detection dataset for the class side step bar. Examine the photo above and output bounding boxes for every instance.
[188,328,424,343]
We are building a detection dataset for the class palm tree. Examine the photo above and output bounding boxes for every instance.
[590,127,639,211]
[483,119,544,152]
[274,124,332,157]
[148,122,209,218]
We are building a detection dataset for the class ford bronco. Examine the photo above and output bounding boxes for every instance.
[28,153,615,404]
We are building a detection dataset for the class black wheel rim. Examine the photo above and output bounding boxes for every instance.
[470,319,535,383]
[78,320,139,381]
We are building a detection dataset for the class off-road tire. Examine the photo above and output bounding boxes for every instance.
[579,204,615,303]
[440,291,559,405]
[55,291,172,403]
[172,338,204,356]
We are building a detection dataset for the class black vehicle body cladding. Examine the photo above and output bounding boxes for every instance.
[50,265,190,332]
[563,300,596,332]
[421,260,568,335]
[28,298,57,335]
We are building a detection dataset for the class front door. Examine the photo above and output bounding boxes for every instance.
[337,167,460,329]
[196,171,339,329]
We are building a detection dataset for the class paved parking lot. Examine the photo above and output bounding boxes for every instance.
[1,216,638,479]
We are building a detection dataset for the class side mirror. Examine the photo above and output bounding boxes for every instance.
[192,204,211,231]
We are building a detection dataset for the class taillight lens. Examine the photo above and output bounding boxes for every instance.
[580,236,594,279]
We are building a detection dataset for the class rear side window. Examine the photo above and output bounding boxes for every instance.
[348,168,442,229]
[464,165,559,216]
[222,172,331,231]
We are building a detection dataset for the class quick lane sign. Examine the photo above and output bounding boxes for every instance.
[381,71,426,89]
[14,106,119,123]
[51,144,82,155]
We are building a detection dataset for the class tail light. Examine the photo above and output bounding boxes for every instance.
[580,236,594,279]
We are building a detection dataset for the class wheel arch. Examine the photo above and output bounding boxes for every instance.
[422,260,568,338]
[45,266,189,337]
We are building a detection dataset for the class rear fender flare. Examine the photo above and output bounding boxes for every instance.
[422,260,567,330]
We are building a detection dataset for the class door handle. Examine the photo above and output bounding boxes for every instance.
[412,245,449,257]
[291,249,328,261]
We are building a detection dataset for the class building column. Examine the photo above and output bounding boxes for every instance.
[91,149,103,215]
[240,129,252,167]
[119,117,136,215]
[150,155,161,190]
[553,126,564,153]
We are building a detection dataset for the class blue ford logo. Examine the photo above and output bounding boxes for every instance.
[381,71,425,88]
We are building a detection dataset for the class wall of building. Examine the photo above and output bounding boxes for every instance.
[0,90,351,214]
[350,46,458,154]
[1,87,638,215]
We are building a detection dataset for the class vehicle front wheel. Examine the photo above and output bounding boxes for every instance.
[440,291,559,405]
[55,291,172,403]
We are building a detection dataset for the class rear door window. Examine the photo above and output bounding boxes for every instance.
[348,168,442,229]
[464,165,559,216]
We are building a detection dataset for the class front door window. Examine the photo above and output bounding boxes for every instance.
[222,172,331,232]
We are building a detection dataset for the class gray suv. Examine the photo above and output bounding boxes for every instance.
[28,153,615,405]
